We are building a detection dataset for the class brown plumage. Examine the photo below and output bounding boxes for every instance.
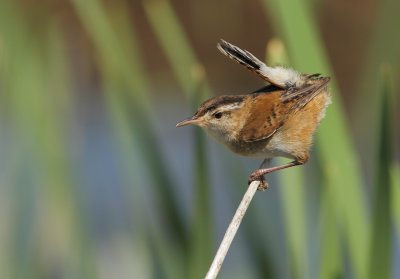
[177,40,331,189]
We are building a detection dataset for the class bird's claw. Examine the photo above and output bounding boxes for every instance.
[248,173,269,191]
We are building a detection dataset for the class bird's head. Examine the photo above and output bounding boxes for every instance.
[176,95,248,142]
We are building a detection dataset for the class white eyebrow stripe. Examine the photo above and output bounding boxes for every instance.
[219,102,244,111]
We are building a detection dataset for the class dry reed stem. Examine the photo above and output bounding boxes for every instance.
[205,180,260,279]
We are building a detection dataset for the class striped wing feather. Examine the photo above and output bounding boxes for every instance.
[282,77,330,114]
[239,91,292,142]
[239,78,330,142]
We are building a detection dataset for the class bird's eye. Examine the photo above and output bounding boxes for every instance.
[214,112,223,119]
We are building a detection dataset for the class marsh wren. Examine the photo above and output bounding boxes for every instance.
[177,40,331,190]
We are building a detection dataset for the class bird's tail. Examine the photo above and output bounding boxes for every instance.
[217,39,301,88]
[217,39,265,73]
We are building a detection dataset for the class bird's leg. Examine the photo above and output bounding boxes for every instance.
[248,160,303,189]
[249,159,271,191]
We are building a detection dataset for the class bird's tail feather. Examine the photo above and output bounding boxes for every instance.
[217,39,265,72]
[217,39,301,88]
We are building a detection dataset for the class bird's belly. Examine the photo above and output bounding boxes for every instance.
[226,138,295,159]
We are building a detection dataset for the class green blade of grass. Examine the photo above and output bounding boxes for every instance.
[69,3,195,278]
[0,2,85,277]
[355,0,400,144]
[368,67,393,279]
[391,163,400,235]
[44,21,97,279]
[266,39,308,279]
[188,70,213,278]
[144,1,214,277]
[147,219,186,279]
[70,0,188,254]
[319,188,341,279]
[0,5,33,278]
[261,1,368,278]
[278,166,308,279]
[143,0,212,99]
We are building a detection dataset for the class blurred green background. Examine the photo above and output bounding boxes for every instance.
[0,0,399,278]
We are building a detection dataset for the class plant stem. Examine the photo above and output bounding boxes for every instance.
[205,181,260,279]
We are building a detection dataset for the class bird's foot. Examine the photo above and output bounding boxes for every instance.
[248,173,269,191]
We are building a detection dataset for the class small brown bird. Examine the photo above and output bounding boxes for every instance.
[177,40,331,190]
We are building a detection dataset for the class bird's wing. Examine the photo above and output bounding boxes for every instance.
[239,77,330,143]
[281,77,330,114]
[239,91,292,142]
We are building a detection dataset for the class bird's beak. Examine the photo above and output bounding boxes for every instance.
[176,115,201,127]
